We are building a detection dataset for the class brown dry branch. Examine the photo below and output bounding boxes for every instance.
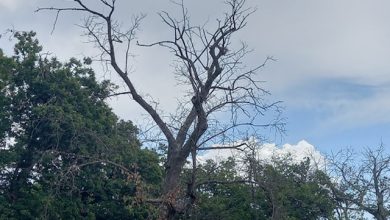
[37,0,284,218]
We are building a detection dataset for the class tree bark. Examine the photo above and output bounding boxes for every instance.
[159,151,188,219]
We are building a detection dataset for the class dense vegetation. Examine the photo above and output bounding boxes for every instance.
[1,32,389,219]
[188,156,335,219]
[0,32,161,219]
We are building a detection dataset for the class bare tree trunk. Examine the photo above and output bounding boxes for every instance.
[159,151,189,219]
[374,213,387,220]
[271,204,282,220]
[37,1,282,219]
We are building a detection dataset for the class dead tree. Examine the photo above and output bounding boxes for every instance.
[37,0,283,218]
[329,145,390,220]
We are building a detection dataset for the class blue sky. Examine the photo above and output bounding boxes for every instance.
[1,0,390,155]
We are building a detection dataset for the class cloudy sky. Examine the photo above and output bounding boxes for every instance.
[1,0,390,154]
[198,140,326,169]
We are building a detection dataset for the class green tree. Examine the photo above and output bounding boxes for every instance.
[189,158,269,220]
[255,157,335,220]
[188,155,335,220]
[0,31,162,219]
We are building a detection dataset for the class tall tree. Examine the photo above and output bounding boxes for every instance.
[0,32,162,219]
[37,1,283,218]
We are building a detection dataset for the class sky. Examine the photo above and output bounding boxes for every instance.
[198,139,326,170]
[1,0,390,155]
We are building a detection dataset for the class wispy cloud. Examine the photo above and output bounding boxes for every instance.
[321,87,390,130]
[279,76,390,135]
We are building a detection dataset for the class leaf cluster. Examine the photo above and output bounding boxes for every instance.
[0,32,162,219]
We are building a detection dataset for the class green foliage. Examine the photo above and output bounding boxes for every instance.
[191,158,264,220]
[0,31,161,220]
[258,158,335,219]
[190,156,335,220]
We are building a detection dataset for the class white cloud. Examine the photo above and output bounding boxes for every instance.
[197,139,326,170]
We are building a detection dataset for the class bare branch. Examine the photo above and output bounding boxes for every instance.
[38,0,283,218]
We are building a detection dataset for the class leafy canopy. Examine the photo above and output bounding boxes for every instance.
[0,31,161,220]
